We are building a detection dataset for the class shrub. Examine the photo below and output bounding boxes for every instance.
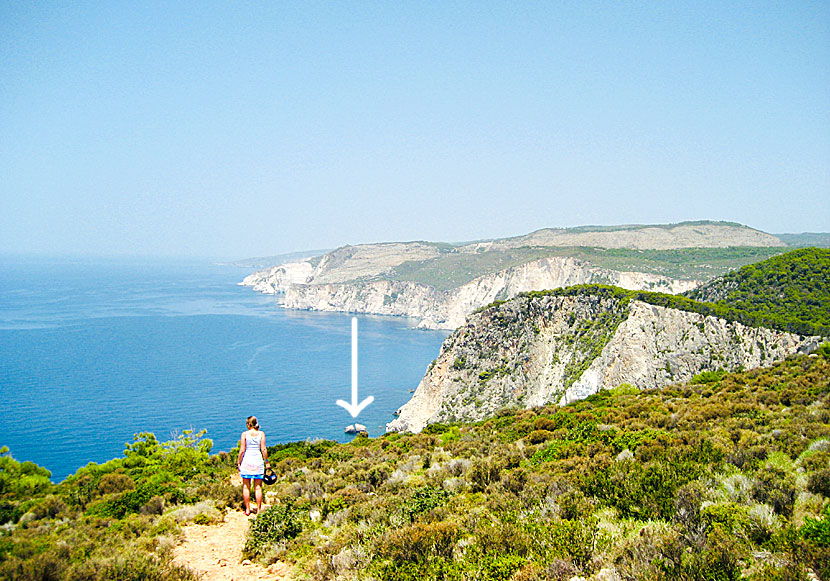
[98,472,136,495]
[801,504,830,547]
[367,465,389,489]
[423,423,452,435]
[501,468,528,497]
[556,489,594,521]
[371,558,463,581]
[581,458,694,521]
[0,452,52,498]
[402,486,451,523]
[701,503,751,537]
[544,559,581,581]
[752,467,796,516]
[533,417,558,432]
[691,369,728,384]
[244,504,303,558]
[657,525,745,581]
[193,512,219,525]
[808,468,830,498]
[0,500,23,525]
[526,430,554,445]
[166,500,220,524]
[65,551,200,581]
[381,521,459,564]
[140,495,165,515]
[470,459,501,492]
[474,552,527,580]
[29,495,69,520]
[192,476,239,510]
[750,563,809,581]
[86,476,184,519]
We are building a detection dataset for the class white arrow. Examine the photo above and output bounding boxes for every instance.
[336,317,374,418]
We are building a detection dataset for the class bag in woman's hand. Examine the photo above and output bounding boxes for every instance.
[263,468,277,485]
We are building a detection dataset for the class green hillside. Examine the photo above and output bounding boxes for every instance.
[381,246,785,291]
[685,248,830,337]
[777,233,830,248]
[2,349,830,580]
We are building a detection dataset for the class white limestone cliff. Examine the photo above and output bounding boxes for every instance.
[239,261,314,294]
[266,256,699,329]
[386,293,823,434]
[239,222,785,327]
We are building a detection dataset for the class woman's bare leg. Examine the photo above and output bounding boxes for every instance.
[254,480,263,514]
[242,478,252,515]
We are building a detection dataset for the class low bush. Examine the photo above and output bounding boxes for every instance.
[244,503,304,558]
[380,521,459,564]
[402,485,451,523]
[801,504,830,547]
[527,429,554,444]
[808,468,830,497]
[3,353,830,579]
[97,472,136,495]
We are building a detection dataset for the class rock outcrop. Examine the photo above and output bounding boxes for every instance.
[239,261,314,294]
[386,291,823,433]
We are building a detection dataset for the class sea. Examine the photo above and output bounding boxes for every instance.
[0,256,449,482]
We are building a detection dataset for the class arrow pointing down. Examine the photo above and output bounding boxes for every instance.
[336,317,374,418]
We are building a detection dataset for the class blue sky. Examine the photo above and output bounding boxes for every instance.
[1,1,828,258]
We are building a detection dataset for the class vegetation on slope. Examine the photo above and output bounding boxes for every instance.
[685,248,830,337]
[474,276,828,339]
[2,350,830,580]
[776,234,830,248]
[543,219,748,233]
[381,246,785,291]
[380,247,570,291]
[474,247,830,337]
[0,430,225,580]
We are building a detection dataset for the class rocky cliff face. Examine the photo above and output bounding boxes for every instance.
[238,242,441,293]
[278,256,699,329]
[386,292,823,433]
[239,261,314,294]
[239,222,785,326]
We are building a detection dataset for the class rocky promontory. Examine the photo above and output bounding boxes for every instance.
[240,222,786,329]
[386,288,823,433]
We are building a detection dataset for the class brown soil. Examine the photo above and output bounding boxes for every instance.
[173,476,291,581]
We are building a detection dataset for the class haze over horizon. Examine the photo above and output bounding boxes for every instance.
[2,3,828,259]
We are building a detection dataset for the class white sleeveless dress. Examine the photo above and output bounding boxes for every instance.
[239,431,265,477]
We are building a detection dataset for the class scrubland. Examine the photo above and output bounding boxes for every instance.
[2,347,829,580]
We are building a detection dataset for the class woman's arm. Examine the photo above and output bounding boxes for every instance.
[260,432,269,469]
[237,433,246,466]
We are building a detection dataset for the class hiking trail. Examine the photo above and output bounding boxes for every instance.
[173,476,290,581]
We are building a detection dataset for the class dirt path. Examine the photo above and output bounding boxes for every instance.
[173,477,291,580]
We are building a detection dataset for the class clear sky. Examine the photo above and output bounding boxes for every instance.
[1,2,828,259]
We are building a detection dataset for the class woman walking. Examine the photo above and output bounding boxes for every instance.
[237,415,269,516]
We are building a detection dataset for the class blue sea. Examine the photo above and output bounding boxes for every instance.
[0,256,448,482]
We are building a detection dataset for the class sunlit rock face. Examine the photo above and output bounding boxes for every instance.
[246,255,698,329]
[386,293,821,434]
[240,222,784,328]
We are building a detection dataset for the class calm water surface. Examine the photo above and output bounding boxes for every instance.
[0,256,448,481]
